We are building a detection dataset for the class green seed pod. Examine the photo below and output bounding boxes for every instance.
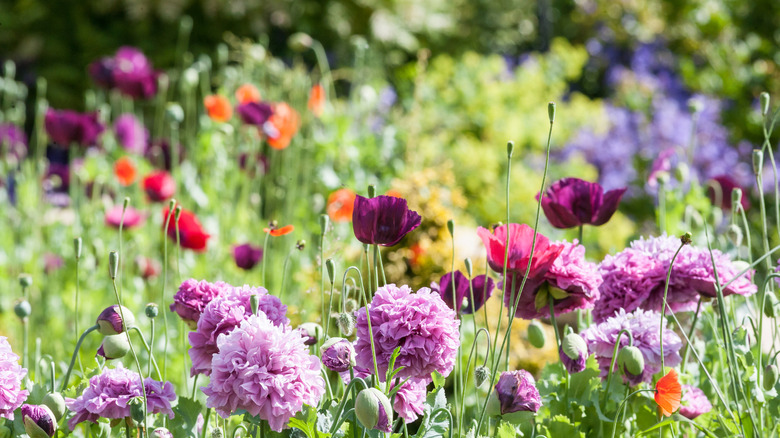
[464,258,473,277]
[14,300,31,320]
[447,219,455,237]
[355,388,392,432]
[527,321,546,349]
[618,346,645,377]
[74,237,83,259]
[18,274,32,288]
[320,214,330,235]
[42,392,67,421]
[97,334,130,360]
[145,303,159,319]
[731,187,743,210]
[764,364,778,391]
[506,141,514,159]
[764,292,778,318]
[753,149,764,175]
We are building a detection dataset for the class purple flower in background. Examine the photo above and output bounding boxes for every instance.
[391,378,427,423]
[232,243,263,271]
[582,308,682,385]
[647,147,675,188]
[170,279,230,328]
[145,138,184,170]
[43,253,64,274]
[21,404,57,437]
[679,384,712,419]
[432,271,494,314]
[152,428,174,438]
[203,314,325,432]
[707,175,750,211]
[0,123,28,162]
[189,285,288,376]
[538,178,626,229]
[65,364,176,429]
[90,47,159,99]
[236,102,274,126]
[352,195,422,246]
[45,109,104,147]
[88,57,115,89]
[105,205,145,229]
[114,114,148,154]
[495,370,541,414]
[0,337,28,419]
[354,284,460,383]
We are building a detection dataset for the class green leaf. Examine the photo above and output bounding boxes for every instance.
[542,415,584,438]
[496,421,517,438]
[168,396,203,438]
[431,371,445,389]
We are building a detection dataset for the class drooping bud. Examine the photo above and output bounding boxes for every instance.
[355,388,393,432]
[320,337,356,373]
[527,321,546,348]
[337,312,355,336]
[96,305,135,335]
[764,292,778,318]
[764,364,779,391]
[618,346,645,385]
[474,365,490,388]
[41,393,66,421]
[344,299,358,313]
[494,370,542,416]
[727,224,743,248]
[325,259,336,285]
[680,232,692,245]
[760,92,771,116]
[298,322,322,346]
[21,404,57,438]
[145,303,159,319]
[14,300,31,320]
[753,149,764,175]
[128,397,145,423]
[548,102,556,123]
[152,427,174,438]
[108,251,119,279]
[97,334,130,360]
[18,274,32,288]
[731,188,743,211]
[560,333,588,374]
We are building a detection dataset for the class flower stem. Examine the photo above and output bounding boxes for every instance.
[61,325,98,392]
[659,241,686,371]
[610,389,654,438]
[680,298,702,374]
[261,232,271,286]
[161,204,175,381]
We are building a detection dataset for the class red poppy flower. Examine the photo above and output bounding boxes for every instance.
[267,103,300,150]
[326,188,356,222]
[263,225,294,236]
[162,206,210,251]
[114,157,137,186]
[308,84,325,117]
[204,95,232,122]
[655,369,682,417]
[143,171,176,202]
[236,84,261,104]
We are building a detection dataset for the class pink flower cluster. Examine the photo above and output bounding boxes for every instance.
[170,279,231,328]
[0,337,28,419]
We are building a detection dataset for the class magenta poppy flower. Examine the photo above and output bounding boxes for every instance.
[232,243,263,270]
[477,223,563,278]
[537,178,626,229]
[44,109,104,147]
[647,148,675,188]
[105,205,145,229]
[432,271,494,314]
[90,47,159,99]
[0,123,28,162]
[707,175,750,210]
[113,114,148,154]
[352,195,421,246]
[142,171,176,202]
[236,102,274,127]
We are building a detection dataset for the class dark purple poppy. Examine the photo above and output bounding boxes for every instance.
[495,370,541,414]
[434,271,494,314]
[707,175,750,211]
[232,243,263,270]
[112,47,159,99]
[352,195,421,246]
[236,102,274,127]
[537,178,626,229]
[0,123,28,162]
[44,109,104,147]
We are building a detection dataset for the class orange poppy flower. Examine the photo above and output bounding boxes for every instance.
[263,224,294,236]
[326,188,356,222]
[654,369,682,417]
[236,84,261,104]
[385,189,403,198]
[114,157,137,186]
[204,95,232,122]
[268,103,300,150]
[308,83,325,117]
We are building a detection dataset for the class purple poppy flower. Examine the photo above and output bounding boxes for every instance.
[679,384,712,419]
[647,147,675,188]
[112,47,159,99]
[0,123,28,162]
[232,243,263,271]
[320,338,356,373]
[236,102,274,127]
[537,178,626,229]
[0,337,28,419]
[352,195,421,246]
[495,370,541,414]
[707,175,750,211]
[21,404,57,437]
[45,109,104,147]
[113,114,148,154]
[170,279,230,328]
[432,271,494,314]
[96,305,135,335]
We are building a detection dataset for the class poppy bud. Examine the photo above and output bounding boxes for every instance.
[367,185,376,198]
[337,312,355,336]
[165,103,184,124]
[74,237,83,259]
[298,322,322,346]
[320,214,330,235]
[288,33,313,52]
[618,346,645,384]
[97,334,130,360]
[764,292,778,318]
[320,337,356,373]
[492,370,542,419]
[680,232,692,245]
[447,219,454,237]
[145,303,159,319]
[761,92,771,116]
[108,251,119,279]
[182,68,199,88]
[764,364,778,391]
[18,274,32,288]
[527,321,546,348]
[753,150,764,175]
[128,397,145,423]
[96,305,135,335]
[21,404,57,438]
[474,365,490,387]
[548,102,556,123]
[41,392,66,421]
[687,98,702,114]
[560,333,588,374]
[507,141,514,159]
[355,388,393,432]
[464,258,473,277]
[210,429,223,438]
[14,300,31,320]
[326,259,336,285]
[344,299,358,313]
[674,162,690,184]
[152,428,174,438]
[727,224,743,248]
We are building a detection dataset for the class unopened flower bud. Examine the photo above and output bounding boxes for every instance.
[464,258,473,277]
[687,98,702,114]
[18,274,32,288]
[753,150,764,175]
[128,397,145,423]
[447,219,454,237]
[97,334,130,360]
[760,92,771,116]
[145,303,159,318]
[165,103,184,124]
[152,427,174,438]
[764,292,778,318]
[527,321,546,348]
[344,299,358,313]
[680,232,692,245]
[618,346,645,383]
[182,68,199,88]
[296,240,306,250]
[108,251,119,279]
[337,312,355,336]
[325,259,336,285]
[674,162,690,184]
[96,305,135,335]
[74,237,83,259]
[560,333,588,374]
[41,393,66,421]
[493,370,542,418]
[320,214,330,235]
[210,429,223,438]
[298,322,322,346]
[727,224,743,248]
[355,388,393,432]
[548,102,556,123]
[288,33,313,52]
[21,404,57,438]
[14,300,31,320]
[367,185,376,198]
[320,337,356,373]
[731,188,743,210]
[764,364,779,391]
[507,141,514,159]
[250,294,260,316]
[474,365,490,387]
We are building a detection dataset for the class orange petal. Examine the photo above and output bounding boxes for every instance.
[270,225,294,236]
[236,84,261,104]
[654,369,682,417]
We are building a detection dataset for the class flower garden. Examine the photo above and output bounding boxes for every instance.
[2,2,780,437]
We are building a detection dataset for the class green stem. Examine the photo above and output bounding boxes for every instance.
[660,241,686,371]
[161,205,175,381]
[610,389,655,438]
[680,298,702,374]
[602,329,634,406]
[112,279,147,437]
[130,327,163,381]
[61,325,98,392]
[261,232,271,286]
[549,299,568,407]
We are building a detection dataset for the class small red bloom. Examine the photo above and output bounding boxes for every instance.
[655,369,682,417]
[263,225,294,237]
[308,84,325,117]
[236,84,261,104]
[204,95,232,122]
[326,188,356,222]
[143,171,176,202]
[114,157,137,186]
[162,206,210,251]
[267,103,299,150]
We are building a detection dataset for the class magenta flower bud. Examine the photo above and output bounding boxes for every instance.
[434,271,495,314]
[298,322,322,346]
[236,102,274,127]
[355,388,393,432]
[232,243,263,271]
[559,332,588,374]
[537,178,626,229]
[352,195,421,246]
[320,338,356,373]
[494,370,542,415]
[96,305,135,335]
[21,404,57,437]
[152,428,174,438]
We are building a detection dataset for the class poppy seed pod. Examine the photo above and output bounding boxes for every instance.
[145,303,159,318]
[14,300,31,320]
[731,187,743,210]
[548,102,556,123]
[326,259,336,285]
[355,388,393,432]
[618,346,645,383]
[320,337,356,373]
[74,237,82,258]
[319,214,330,235]
[753,150,764,175]
[507,141,514,158]
[560,333,588,374]
[97,334,130,360]
[764,364,778,391]
[96,305,135,335]
[18,274,32,288]
[527,321,546,348]
[108,251,119,279]
[41,392,66,421]
[21,404,57,438]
